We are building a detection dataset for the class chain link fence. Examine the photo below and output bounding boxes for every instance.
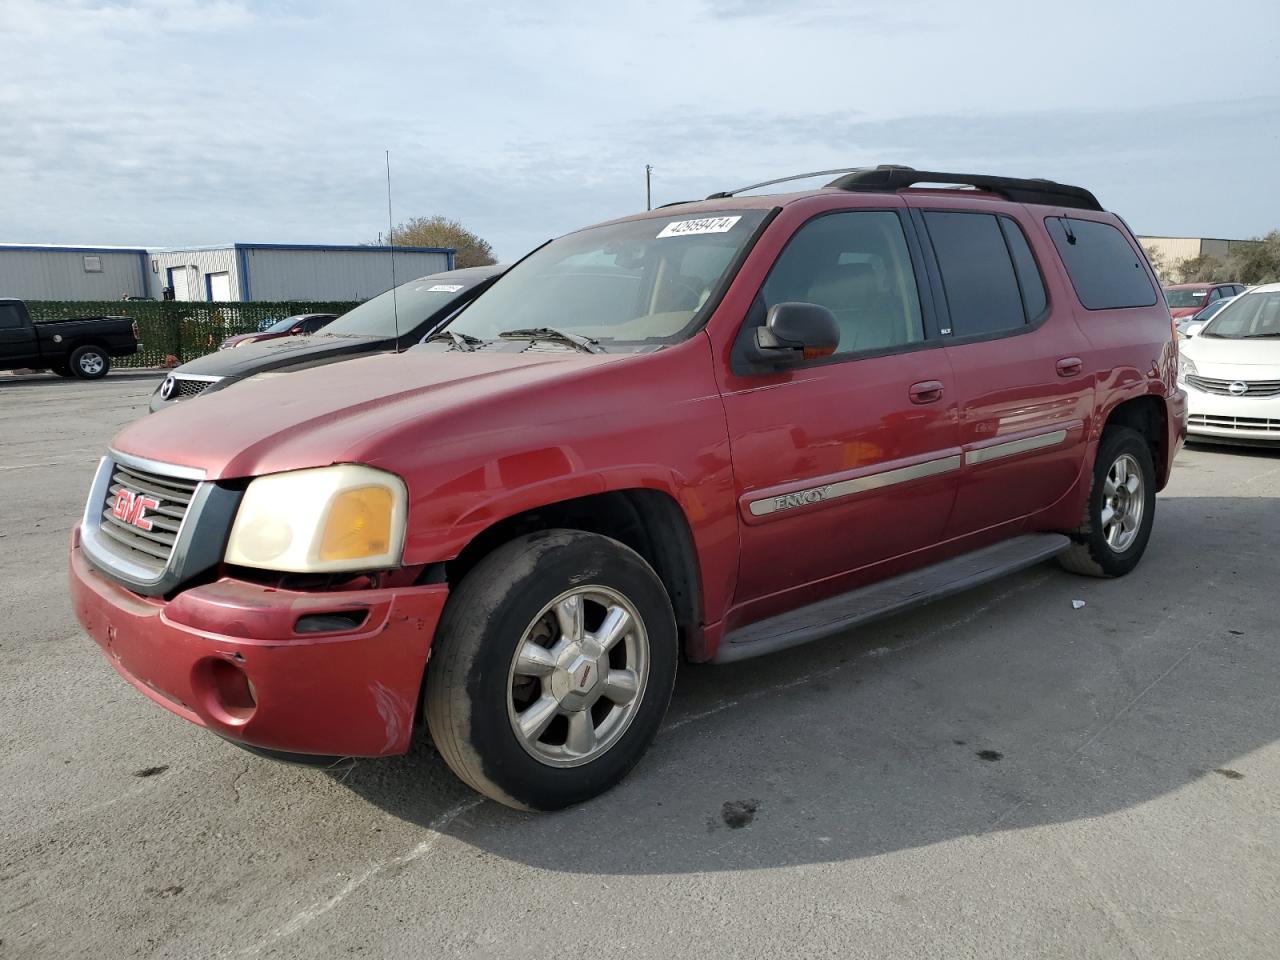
[27,300,360,368]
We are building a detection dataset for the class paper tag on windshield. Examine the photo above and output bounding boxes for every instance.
[656,216,741,239]
[426,284,464,292]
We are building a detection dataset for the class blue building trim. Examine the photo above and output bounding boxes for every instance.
[151,243,455,255]
[234,243,252,301]
[0,244,148,254]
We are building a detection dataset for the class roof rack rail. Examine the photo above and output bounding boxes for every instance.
[825,165,1103,211]
[703,164,1102,211]
[705,167,875,200]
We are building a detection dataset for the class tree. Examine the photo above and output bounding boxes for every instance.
[384,215,496,269]
[1175,253,1227,284]
[1227,230,1280,285]
[1141,243,1176,285]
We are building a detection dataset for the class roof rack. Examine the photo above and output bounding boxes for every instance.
[827,166,1102,211]
[705,164,1103,212]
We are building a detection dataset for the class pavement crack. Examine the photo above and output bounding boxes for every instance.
[230,761,250,804]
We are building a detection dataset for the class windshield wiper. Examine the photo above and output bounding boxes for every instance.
[425,329,486,352]
[498,327,603,354]
[1239,332,1280,338]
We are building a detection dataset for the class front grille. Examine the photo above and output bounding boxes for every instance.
[1185,375,1280,398]
[98,463,199,575]
[172,377,217,400]
[1189,414,1280,432]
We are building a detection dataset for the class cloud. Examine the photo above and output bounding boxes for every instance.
[0,0,260,39]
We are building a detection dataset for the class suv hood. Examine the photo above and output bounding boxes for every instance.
[1183,335,1280,375]
[114,348,627,480]
[173,333,388,379]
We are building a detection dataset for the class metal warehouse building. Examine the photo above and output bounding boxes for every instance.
[0,244,150,300]
[147,243,455,302]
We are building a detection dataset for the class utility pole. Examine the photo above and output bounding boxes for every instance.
[645,164,653,210]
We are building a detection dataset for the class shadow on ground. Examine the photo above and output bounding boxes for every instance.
[331,493,1280,875]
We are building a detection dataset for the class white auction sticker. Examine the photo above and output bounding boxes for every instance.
[426,284,465,292]
[656,216,741,239]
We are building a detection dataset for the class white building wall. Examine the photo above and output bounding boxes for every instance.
[240,247,451,302]
[0,246,148,300]
[148,248,242,301]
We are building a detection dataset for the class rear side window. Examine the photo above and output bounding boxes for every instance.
[922,211,1031,336]
[999,218,1048,320]
[0,304,23,329]
[1046,217,1156,310]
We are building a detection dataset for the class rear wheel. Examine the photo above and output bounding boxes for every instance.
[425,530,677,810]
[69,345,110,380]
[1059,426,1156,578]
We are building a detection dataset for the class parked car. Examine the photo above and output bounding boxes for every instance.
[0,298,140,379]
[1179,283,1280,444]
[1163,282,1246,320]
[70,165,1185,811]
[1177,295,1236,338]
[219,313,338,350]
[149,265,504,411]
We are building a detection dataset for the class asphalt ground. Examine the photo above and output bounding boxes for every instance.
[2,372,1277,959]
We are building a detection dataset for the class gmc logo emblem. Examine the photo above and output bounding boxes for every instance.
[112,489,160,531]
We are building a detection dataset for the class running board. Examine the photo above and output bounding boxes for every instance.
[714,533,1070,664]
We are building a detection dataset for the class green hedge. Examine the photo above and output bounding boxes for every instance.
[27,299,360,368]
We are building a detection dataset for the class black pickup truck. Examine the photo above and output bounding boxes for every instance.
[0,298,141,379]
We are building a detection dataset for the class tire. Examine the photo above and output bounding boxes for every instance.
[425,530,678,811]
[50,362,75,378]
[69,345,110,380]
[1058,426,1156,578]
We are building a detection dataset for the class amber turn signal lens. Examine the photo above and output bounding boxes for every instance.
[319,485,394,562]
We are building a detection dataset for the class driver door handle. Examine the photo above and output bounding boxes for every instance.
[908,380,945,404]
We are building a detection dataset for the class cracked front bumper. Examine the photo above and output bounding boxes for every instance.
[69,528,447,757]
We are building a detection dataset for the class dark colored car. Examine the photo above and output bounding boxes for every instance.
[1163,282,1246,320]
[219,313,338,350]
[0,298,141,379]
[149,265,504,411]
[71,165,1184,811]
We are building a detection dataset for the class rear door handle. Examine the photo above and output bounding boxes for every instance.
[908,380,945,404]
[1056,357,1083,377]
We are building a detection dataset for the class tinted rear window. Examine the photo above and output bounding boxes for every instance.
[1047,217,1156,310]
[923,211,1027,336]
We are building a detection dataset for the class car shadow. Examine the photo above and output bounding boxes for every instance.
[0,370,164,388]
[332,493,1278,875]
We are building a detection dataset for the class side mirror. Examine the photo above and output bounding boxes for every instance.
[290,325,306,335]
[743,302,840,367]
[1185,322,1205,338]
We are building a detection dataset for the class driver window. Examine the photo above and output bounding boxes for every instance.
[760,211,924,356]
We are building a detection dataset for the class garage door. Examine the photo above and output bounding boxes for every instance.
[208,272,232,301]
[170,268,190,301]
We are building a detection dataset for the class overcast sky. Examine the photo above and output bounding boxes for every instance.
[2,0,1278,259]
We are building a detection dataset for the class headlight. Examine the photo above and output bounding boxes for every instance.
[1177,355,1197,383]
[225,465,407,573]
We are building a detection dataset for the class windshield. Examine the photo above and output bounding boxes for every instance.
[447,210,768,346]
[1164,288,1209,308]
[262,315,303,334]
[1201,291,1280,338]
[324,276,474,337]
[1193,298,1232,321]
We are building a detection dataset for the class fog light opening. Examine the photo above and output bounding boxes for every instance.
[198,658,258,725]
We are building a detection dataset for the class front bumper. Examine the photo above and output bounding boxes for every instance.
[69,529,447,757]
[1184,386,1280,444]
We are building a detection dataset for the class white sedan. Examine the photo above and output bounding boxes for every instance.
[1178,283,1280,445]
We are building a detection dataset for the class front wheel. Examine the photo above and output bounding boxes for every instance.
[1058,426,1156,578]
[425,530,677,810]
[69,345,110,380]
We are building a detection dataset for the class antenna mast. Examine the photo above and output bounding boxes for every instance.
[385,149,400,346]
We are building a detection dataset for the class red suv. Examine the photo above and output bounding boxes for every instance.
[69,166,1186,810]
[1163,282,1246,319]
